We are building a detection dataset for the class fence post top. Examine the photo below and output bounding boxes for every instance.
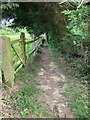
[20,32,25,35]
[20,32,25,39]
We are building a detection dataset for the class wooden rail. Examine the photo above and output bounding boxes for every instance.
[26,36,43,44]
[11,45,24,65]
[1,33,44,87]
[10,39,20,45]
[29,38,42,56]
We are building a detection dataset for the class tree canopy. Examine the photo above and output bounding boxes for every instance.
[2,3,67,37]
[1,1,89,36]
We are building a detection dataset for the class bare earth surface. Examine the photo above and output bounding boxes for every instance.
[1,81,21,118]
[37,45,75,118]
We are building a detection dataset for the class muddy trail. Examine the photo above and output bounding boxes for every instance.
[36,45,75,118]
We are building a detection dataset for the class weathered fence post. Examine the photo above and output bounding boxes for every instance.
[0,37,2,115]
[31,34,36,56]
[20,32,26,66]
[0,37,2,87]
[1,36,15,87]
[34,39,36,56]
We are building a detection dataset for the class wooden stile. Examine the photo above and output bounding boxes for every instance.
[1,33,44,87]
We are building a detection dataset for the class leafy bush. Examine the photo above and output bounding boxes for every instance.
[47,4,89,119]
[48,5,89,82]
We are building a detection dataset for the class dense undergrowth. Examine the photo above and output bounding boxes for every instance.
[47,5,89,119]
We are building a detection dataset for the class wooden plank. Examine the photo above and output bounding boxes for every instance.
[34,40,36,56]
[29,39,43,57]
[2,36,15,87]
[11,45,24,65]
[29,48,36,57]
[15,64,23,74]
[32,34,36,56]
[26,36,43,44]
[14,60,22,70]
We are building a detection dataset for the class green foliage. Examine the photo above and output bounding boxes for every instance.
[0,23,30,37]
[47,4,89,119]
[2,3,67,37]
[2,3,19,10]
[13,92,42,117]
[0,24,16,35]
[63,83,88,118]
[48,5,89,82]
[63,6,88,46]
[63,6,89,81]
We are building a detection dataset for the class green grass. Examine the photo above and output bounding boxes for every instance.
[2,30,51,117]
[1,24,31,41]
[6,33,31,41]
[63,82,88,119]
[9,33,41,65]
[1,26,42,65]
[6,32,39,71]
[1,30,33,68]
[5,56,54,117]
[48,43,89,119]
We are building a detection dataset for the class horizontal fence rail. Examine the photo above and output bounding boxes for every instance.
[10,39,20,45]
[1,32,45,87]
[26,36,43,44]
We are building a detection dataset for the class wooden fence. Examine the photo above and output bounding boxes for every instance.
[0,33,44,87]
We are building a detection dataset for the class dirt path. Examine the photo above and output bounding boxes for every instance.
[36,45,75,118]
[1,45,75,118]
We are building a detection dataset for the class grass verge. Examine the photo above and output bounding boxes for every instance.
[3,55,54,118]
[48,44,89,119]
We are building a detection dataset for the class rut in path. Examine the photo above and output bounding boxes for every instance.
[36,45,75,118]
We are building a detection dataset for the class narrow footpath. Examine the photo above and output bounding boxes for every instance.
[36,45,75,118]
